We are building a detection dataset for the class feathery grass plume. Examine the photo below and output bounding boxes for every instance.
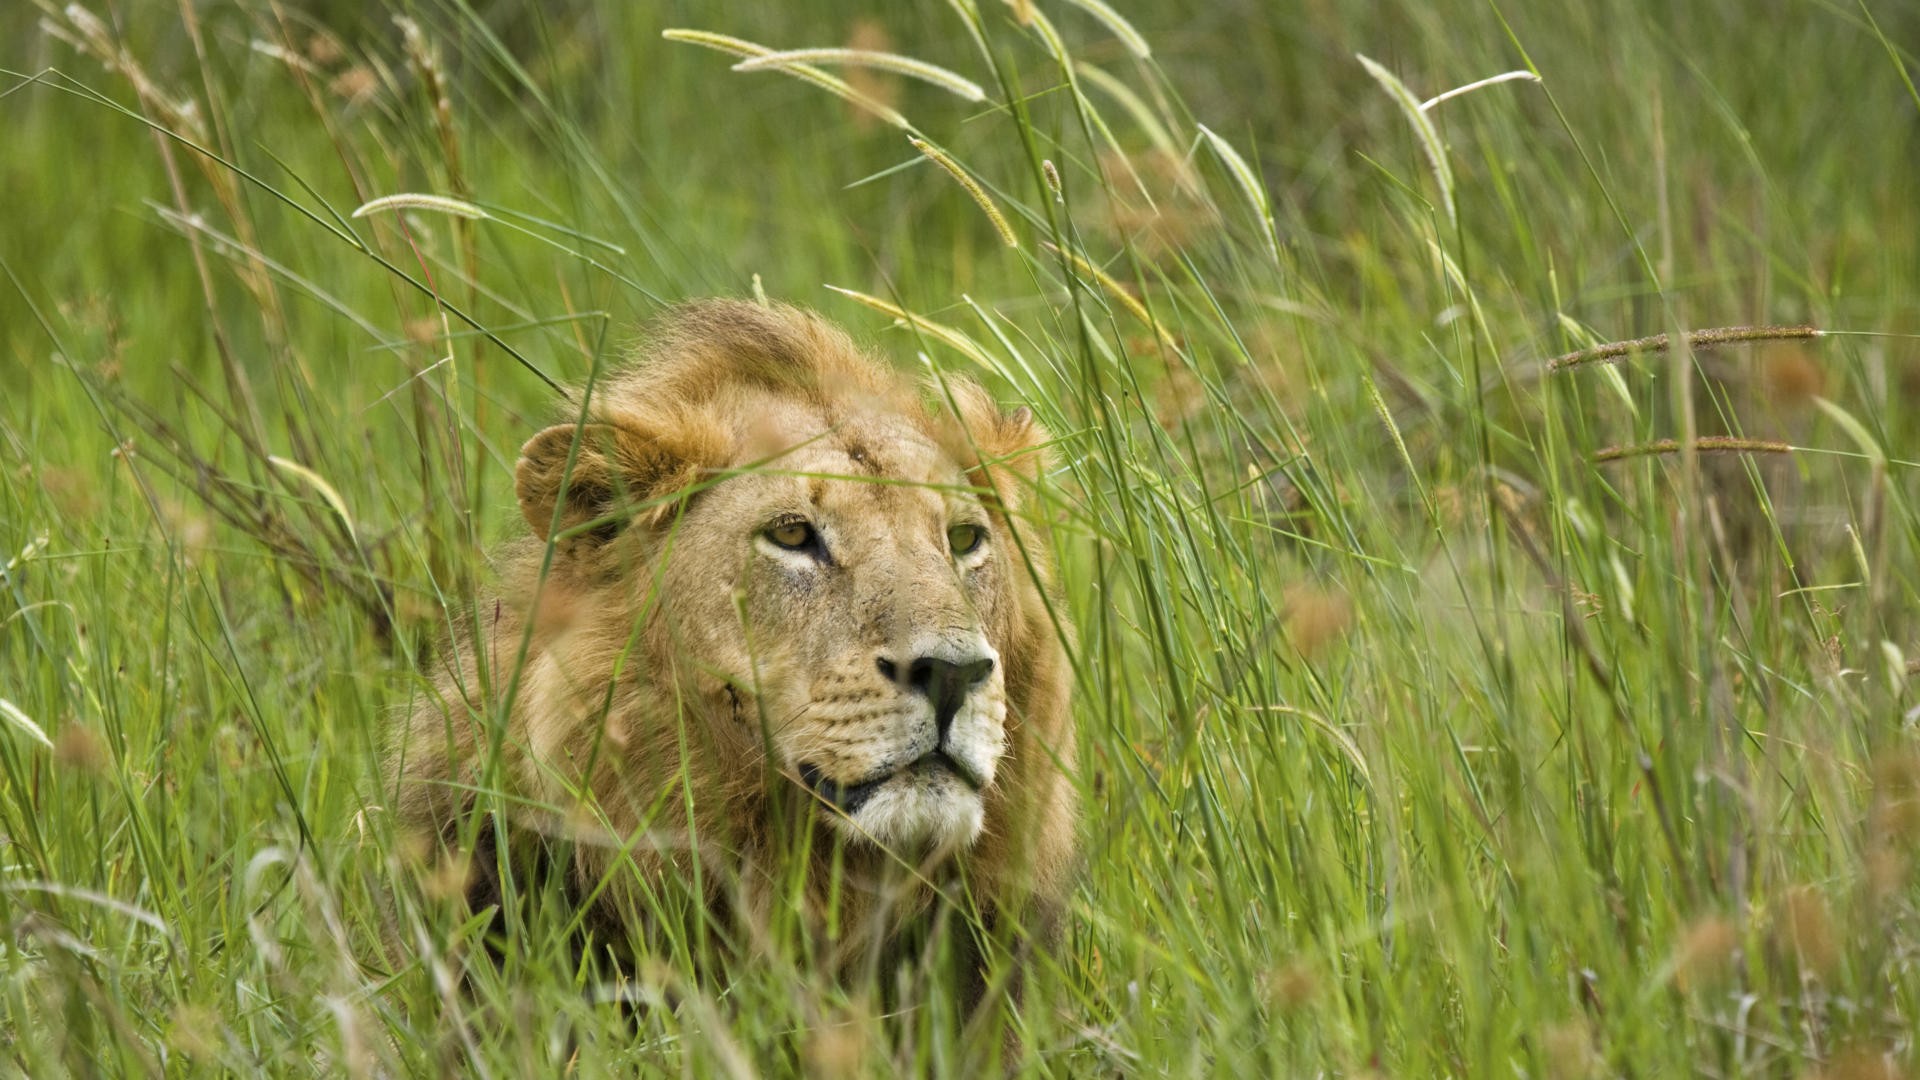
[51,724,106,775]
[1774,885,1840,977]
[909,137,1020,247]
[1058,0,1153,58]
[1362,371,1417,477]
[732,48,986,102]
[1545,324,1821,371]
[664,29,911,130]
[3,534,49,581]
[247,39,320,74]
[1537,1022,1602,1080]
[43,4,205,138]
[824,286,1006,374]
[1263,959,1322,1012]
[394,17,465,204]
[1669,916,1739,992]
[1006,0,1037,27]
[1041,241,1176,347]
[0,699,53,751]
[1196,124,1280,265]
[266,455,358,543]
[834,20,906,132]
[1280,584,1354,660]
[1419,69,1541,111]
[1870,750,1920,843]
[1356,54,1456,226]
[1042,159,1064,202]
[1807,1047,1908,1080]
[350,193,490,221]
[1591,437,1792,463]
[1761,345,1825,404]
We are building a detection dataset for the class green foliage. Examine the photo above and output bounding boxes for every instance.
[3,0,1919,1074]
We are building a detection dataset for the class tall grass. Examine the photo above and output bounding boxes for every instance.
[3,0,1918,1074]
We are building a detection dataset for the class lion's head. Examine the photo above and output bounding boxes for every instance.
[398,300,1074,926]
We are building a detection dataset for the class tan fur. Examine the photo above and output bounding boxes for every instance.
[390,300,1075,979]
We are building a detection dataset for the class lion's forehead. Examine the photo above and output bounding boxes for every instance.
[804,418,949,479]
[780,419,978,531]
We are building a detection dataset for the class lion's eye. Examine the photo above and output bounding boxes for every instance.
[766,520,817,550]
[948,523,986,557]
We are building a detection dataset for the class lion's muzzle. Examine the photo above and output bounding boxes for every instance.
[875,651,995,746]
[796,639,1006,850]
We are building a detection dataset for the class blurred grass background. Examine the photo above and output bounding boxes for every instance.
[3,0,1919,1074]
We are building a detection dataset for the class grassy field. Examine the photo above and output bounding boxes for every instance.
[4,0,1920,1074]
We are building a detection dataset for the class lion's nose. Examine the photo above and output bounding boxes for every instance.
[878,653,995,738]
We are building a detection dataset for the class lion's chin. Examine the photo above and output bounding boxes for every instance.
[839,767,986,853]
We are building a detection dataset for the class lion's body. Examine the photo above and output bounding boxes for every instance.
[390,301,1075,982]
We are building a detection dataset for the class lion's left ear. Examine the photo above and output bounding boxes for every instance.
[515,413,722,543]
[940,379,1053,516]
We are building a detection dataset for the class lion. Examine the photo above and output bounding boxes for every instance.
[389,300,1076,1014]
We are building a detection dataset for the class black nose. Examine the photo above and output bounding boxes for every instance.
[878,654,995,738]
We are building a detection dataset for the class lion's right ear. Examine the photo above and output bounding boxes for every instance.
[939,380,1054,517]
[515,421,715,543]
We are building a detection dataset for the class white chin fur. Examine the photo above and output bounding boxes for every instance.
[838,772,985,852]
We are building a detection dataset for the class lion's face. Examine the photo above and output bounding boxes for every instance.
[658,401,1014,853]
[501,304,1062,867]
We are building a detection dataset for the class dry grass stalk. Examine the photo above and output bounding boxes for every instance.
[1547,325,1821,372]
[1420,70,1541,111]
[1592,437,1793,463]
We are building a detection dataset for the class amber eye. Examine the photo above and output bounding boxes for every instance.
[948,523,986,556]
[766,520,817,550]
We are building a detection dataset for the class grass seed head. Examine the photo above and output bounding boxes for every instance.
[803,1006,874,1076]
[329,66,379,104]
[1871,749,1920,845]
[839,21,904,130]
[1865,847,1909,904]
[35,464,99,519]
[422,850,473,904]
[52,723,107,775]
[1540,1020,1601,1080]
[1263,959,1321,1011]
[167,1003,223,1062]
[1775,885,1839,978]
[1801,1047,1908,1080]
[1672,916,1739,992]
[1284,584,1353,660]
[1762,344,1826,407]
[304,31,344,66]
